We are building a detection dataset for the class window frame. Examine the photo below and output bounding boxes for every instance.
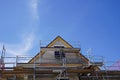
[54,51,65,59]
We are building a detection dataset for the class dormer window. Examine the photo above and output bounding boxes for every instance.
[54,51,65,59]
[54,46,64,48]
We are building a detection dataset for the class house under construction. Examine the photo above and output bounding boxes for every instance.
[0,36,120,80]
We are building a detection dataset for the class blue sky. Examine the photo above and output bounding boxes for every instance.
[0,0,120,65]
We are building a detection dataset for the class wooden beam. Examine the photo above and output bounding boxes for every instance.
[1,68,94,75]
[96,70,120,75]
[67,69,92,73]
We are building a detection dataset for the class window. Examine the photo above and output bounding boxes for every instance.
[54,46,64,48]
[57,77,69,80]
[55,51,65,59]
[57,79,69,80]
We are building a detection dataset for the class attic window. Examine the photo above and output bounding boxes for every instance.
[57,78,69,80]
[57,77,69,80]
[54,46,64,48]
[55,51,65,59]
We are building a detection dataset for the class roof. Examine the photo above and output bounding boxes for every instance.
[108,60,120,70]
[29,36,73,63]
[28,36,89,64]
[46,36,73,48]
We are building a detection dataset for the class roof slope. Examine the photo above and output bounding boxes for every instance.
[46,36,73,48]
[108,60,120,70]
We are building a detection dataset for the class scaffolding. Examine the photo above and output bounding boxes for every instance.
[0,47,120,80]
[0,56,120,80]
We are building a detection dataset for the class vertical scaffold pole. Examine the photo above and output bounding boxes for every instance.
[16,56,18,67]
[1,45,6,70]
[34,56,36,80]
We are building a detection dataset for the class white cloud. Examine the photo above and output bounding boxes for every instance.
[0,33,35,56]
[0,0,40,58]
[29,0,39,20]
